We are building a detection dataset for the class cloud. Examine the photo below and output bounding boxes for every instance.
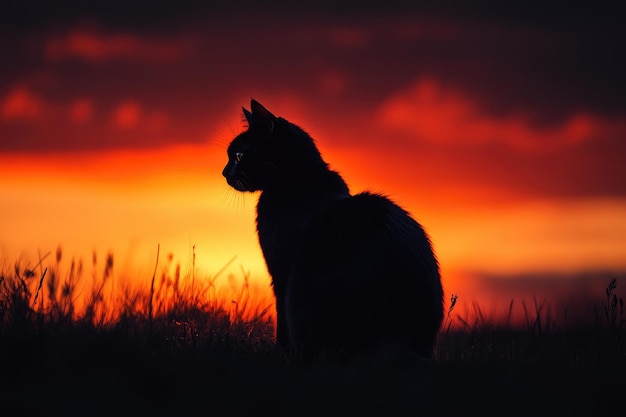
[1,88,43,121]
[378,77,601,151]
[110,100,171,133]
[45,30,190,62]
[112,101,141,129]
[318,70,349,95]
[69,98,94,124]
[113,100,142,129]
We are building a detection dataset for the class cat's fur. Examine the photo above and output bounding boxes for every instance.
[223,99,443,360]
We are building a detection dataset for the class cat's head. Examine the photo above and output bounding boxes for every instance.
[222,99,325,192]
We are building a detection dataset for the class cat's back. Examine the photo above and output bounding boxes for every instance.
[288,191,443,358]
[298,191,439,279]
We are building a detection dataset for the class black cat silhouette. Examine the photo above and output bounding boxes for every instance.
[223,99,443,361]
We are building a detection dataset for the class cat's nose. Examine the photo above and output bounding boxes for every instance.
[222,162,233,178]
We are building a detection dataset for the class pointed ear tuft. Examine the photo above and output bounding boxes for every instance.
[242,107,253,124]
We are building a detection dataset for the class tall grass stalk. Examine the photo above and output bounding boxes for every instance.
[149,243,160,330]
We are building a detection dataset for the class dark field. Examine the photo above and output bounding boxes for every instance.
[1,256,624,416]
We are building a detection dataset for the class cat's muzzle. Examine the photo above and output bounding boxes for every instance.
[227,174,254,192]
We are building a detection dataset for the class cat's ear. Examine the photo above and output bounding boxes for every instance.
[245,99,275,136]
[250,99,275,119]
[242,107,253,123]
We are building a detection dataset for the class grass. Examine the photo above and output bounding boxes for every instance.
[1,248,625,416]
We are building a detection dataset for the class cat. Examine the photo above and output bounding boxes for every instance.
[222,99,443,361]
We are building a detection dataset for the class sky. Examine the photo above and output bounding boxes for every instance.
[1,1,625,321]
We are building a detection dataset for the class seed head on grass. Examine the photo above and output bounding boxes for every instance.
[448,294,458,318]
[602,278,624,346]
[31,268,47,310]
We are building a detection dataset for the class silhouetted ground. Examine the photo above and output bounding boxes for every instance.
[1,266,624,416]
[1,319,624,417]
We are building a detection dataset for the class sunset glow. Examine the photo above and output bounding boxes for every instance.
[1,4,625,325]
[2,140,624,324]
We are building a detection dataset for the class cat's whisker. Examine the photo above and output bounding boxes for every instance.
[263,161,280,171]
[219,186,249,213]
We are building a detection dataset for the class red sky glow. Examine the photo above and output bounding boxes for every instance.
[1,2,625,323]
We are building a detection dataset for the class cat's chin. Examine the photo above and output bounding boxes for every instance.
[227,177,257,192]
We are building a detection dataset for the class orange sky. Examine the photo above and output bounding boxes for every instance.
[1,3,625,323]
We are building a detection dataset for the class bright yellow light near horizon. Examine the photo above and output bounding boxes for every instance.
[2,144,626,310]
[427,198,626,286]
[0,145,264,279]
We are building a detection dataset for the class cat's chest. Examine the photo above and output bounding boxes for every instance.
[255,193,324,269]
[256,194,317,242]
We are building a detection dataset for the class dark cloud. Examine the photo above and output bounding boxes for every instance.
[1,1,624,198]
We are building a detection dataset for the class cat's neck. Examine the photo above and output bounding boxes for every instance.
[259,168,350,204]
[271,167,347,192]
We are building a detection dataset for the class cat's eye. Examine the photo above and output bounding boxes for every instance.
[235,152,243,162]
